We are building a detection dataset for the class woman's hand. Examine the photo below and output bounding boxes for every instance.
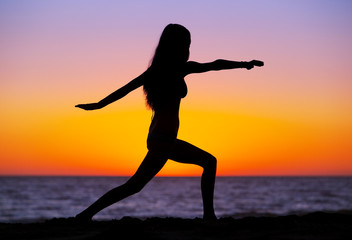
[75,102,102,111]
[251,60,264,67]
[245,60,264,70]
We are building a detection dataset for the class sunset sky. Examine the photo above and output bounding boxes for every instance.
[1,0,351,176]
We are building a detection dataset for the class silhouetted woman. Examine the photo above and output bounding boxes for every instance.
[75,24,263,220]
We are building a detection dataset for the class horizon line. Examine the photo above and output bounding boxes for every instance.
[1,174,351,178]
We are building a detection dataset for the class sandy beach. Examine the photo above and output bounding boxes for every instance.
[1,211,352,240]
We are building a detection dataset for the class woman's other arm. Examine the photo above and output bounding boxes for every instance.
[75,70,147,111]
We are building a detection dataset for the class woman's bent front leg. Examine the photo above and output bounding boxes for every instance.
[76,150,168,220]
[169,139,217,220]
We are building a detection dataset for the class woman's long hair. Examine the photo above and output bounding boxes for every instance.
[143,24,191,111]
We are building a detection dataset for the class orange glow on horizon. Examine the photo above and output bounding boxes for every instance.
[1,104,351,176]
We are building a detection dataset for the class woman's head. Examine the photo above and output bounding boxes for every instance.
[144,24,190,111]
[150,24,191,67]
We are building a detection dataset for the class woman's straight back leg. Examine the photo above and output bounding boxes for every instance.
[76,148,168,220]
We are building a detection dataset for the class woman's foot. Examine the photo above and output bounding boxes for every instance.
[203,213,217,221]
[75,211,93,223]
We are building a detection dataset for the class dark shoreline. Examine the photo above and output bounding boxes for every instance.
[1,211,352,240]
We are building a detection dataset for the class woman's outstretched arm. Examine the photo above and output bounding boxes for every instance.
[185,59,264,75]
[75,70,146,110]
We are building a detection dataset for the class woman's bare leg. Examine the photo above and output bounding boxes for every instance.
[169,139,217,220]
[76,149,168,220]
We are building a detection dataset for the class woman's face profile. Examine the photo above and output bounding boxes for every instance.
[181,45,190,63]
[176,39,191,63]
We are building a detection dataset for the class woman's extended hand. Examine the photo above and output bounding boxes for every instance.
[251,60,264,67]
[75,102,102,111]
[245,60,264,70]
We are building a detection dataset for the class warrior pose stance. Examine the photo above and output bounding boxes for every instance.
[75,24,263,220]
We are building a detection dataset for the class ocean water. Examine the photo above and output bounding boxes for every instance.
[0,176,351,223]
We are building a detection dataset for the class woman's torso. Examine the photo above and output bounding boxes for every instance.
[148,99,181,139]
[146,69,187,139]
